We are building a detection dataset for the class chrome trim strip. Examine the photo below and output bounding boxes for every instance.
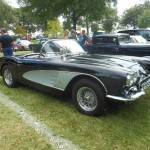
[106,91,145,102]
[77,73,108,92]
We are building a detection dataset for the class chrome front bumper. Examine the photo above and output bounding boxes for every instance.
[106,90,145,102]
[107,75,150,102]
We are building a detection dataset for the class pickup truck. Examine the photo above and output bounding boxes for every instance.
[84,33,150,57]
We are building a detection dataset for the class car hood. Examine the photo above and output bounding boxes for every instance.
[66,54,146,73]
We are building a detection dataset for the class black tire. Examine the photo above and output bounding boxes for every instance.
[2,65,17,88]
[72,78,106,116]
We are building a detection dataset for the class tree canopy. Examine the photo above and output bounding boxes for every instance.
[44,19,63,38]
[138,9,150,28]
[0,0,17,29]
[120,0,150,28]
[101,6,118,32]
[17,0,117,31]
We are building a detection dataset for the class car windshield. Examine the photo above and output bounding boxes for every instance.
[40,39,85,58]
[118,35,130,44]
[139,30,150,40]
[130,35,147,43]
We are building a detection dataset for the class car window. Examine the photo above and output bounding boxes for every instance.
[130,35,147,43]
[54,40,84,53]
[118,30,150,41]
[139,30,150,40]
[41,42,60,58]
[118,35,130,44]
[40,39,85,58]
[93,31,105,37]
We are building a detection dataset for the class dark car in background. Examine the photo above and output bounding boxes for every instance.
[0,39,150,116]
[92,30,105,37]
[29,38,50,52]
[85,33,150,56]
[117,29,150,41]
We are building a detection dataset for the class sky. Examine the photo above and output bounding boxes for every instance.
[117,0,146,16]
[6,0,146,16]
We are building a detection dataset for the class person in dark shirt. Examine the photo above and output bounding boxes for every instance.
[81,30,90,46]
[0,28,14,56]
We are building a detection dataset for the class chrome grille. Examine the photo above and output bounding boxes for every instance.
[141,78,150,90]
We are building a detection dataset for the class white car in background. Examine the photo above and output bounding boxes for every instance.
[14,40,31,51]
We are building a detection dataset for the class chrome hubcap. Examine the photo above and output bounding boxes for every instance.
[77,87,98,111]
[4,69,12,85]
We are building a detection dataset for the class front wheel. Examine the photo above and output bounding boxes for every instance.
[72,78,106,116]
[2,65,17,88]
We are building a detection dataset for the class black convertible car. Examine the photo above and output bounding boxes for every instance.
[0,39,150,116]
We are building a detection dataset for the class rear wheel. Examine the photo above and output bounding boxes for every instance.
[2,65,17,88]
[72,78,106,116]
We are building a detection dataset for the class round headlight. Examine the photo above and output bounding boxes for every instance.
[126,72,138,86]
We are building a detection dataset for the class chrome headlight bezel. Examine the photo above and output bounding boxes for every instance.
[126,72,138,86]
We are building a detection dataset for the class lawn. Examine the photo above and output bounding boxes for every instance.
[0,51,150,150]
[0,102,52,150]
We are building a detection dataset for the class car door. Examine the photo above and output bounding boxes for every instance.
[121,44,150,56]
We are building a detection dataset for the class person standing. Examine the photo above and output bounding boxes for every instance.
[76,32,83,46]
[64,29,70,39]
[69,29,77,39]
[82,30,90,46]
[0,28,14,56]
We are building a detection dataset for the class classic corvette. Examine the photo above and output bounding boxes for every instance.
[0,39,150,116]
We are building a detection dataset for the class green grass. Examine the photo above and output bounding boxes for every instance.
[0,101,53,150]
[30,39,38,44]
[0,50,32,56]
[0,77,149,150]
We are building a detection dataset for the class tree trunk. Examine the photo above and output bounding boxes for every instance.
[86,19,89,36]
[72,10,77,30]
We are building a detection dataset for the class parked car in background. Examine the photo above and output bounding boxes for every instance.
[92,30,105,39]
[84,33,150,56]
[14,40,31,51]
[0,39,150,116]
[29,38,50,52]
[117,29,150,41]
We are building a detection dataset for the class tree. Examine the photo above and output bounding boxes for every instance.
[91,23,100,32]
[17,0,117,31]
[120,5,143,28]
[101,6,118,32]
[0,0,17,29]
[138,9,150,28]
[120,0,150,28]
[44,19,63,38]
[14,7,41,34]
[13,25,26,37]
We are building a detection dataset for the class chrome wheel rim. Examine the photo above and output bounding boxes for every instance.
[4,69,13,85]
[77,87,98,111]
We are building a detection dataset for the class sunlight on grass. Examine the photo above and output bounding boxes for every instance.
[0,102,53,150]
[0,76,149,150]
[0,50,30,57]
